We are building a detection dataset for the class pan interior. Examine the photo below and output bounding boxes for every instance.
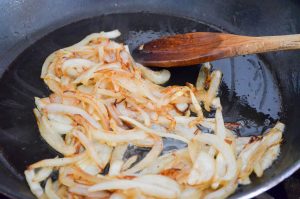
[0,13,282,193]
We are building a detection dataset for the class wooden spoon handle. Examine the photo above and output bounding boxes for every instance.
[232,34,300,55]
[134,33,300,67]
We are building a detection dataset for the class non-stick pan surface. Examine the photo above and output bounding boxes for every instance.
[0,1,300,199]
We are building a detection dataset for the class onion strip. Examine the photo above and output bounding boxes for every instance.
[123,139,163,174]
[44,103,101,129]
[119,116,189,143]
[194,133,237,181]
[29,153,85,169]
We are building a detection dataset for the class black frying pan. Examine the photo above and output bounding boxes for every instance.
[0,0,300,198]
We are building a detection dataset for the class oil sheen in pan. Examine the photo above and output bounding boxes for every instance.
[0,13,282,178]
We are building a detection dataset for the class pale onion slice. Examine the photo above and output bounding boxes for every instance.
[89,175,180,199]
[72,63,102,85]
[69,183,110,198]
[110,144,128,163]
[47,113,73,124]
[127,101,151,126]
[173,123,198,141]
[41,52,56,78]
[235,137,251,155]
[139,152,175,175]
[121,155,138,171]
[161,149,193,184]
[175,103,189,112]
[198,118,216,130]
[78,85,93,94]
[73,62,121,84]
[62,58,96,68]
[238,140,262,178]
[87,179,149,191]
[94,141,113,169]
[108,160,123,176]
[180,187,203,199]
[58,167,76,187]
[194,133,237,181]
[48,120,73,134]
[214,98,226,140]
[34,97,48,110]
[136,63,170,85]
[44,78,63,94]
[208,146,217,158]
[196,62,211,90]
[60,76,71,86]
[115,102,138,118]
[70,30,121,48]
[73,131,104,168]
[161,116,214,130]
[260,144,280,171]
[106,103,123,126]
[119,116,189,143]
[120,50,130,65]
[239,123,283,178]
[33,167,53,182]
[24,170,44,198]
[253,162,264,178]
[204,70,222,111]
[134,175,181,197]
[70,165,108,184]
[204,179,237,199]
[106,40,123,50]
[99,30,121,39]
[45,58,57,76]
[49,93,63,104]
[97,89,123,98]
[158,87,189,107]
[98,45,105,63]
[187,151,215,185]
[123,45,137,72]
[123,139,163,174]
[44,103,101,129]
[108,144,128,175]
[253,124,283,177]
[92,129,154,147]
[76,156,100,176]
[189,89,204,118]
[110,193,126,199]
[29,153,85,169]
[45,179,60,199]
[211,154,226,189]
[69,93,110,130]
[62,58,95,74]
[188,137,202,163]
[34,109,75,155]
[262,128,283,149]
[56,184,68,199]
[238,177,251,185]
[116,77,158,103]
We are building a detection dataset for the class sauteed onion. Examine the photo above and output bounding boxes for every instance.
[25,30,284,199]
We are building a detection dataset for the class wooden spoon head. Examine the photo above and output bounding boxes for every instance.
[132,32,238,67]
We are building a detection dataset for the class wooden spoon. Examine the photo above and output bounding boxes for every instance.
[133,32,300,67]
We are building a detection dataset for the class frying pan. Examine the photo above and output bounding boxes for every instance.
[0,0,299,198]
